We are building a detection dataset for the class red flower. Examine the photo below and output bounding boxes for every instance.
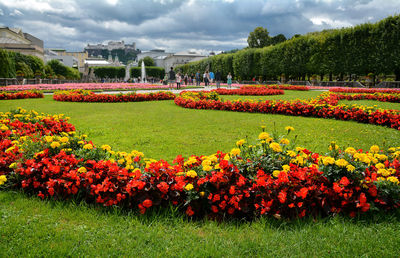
[278,191,287,203]
[339,177,350,186]
[186,206,195,216]
[142,199,153,208]
[157,182,169,194]
[296,187,308,199]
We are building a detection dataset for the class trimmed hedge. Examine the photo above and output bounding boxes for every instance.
[130,66,165,79]
[93,66,125,79]
[177,15,400,81]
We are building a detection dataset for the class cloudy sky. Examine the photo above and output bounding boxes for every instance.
[0,0,399,53]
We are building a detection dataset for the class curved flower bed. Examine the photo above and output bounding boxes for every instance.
[1,108,399,220]
[213,87,284,96]
[335,92,400,103]
[329,88,400,94]
[0,90,43,100]
[53,90,175,102]
[240,85,309,91]
[175,91,400,130]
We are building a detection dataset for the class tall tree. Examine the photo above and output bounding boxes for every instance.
[247,27,270,48]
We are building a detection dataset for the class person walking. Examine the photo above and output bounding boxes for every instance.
[209,71,215,85]
[176,72,182,89]
[215,71,221,89]
[195,71,201,86]
[227,72,232,88]
[184,73,188,85]
[168,67,175,90]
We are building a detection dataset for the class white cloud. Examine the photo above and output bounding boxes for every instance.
[310,16,353,27]
[0,0,78,15]
[9,9,23,16]
[19,20,77,37]
[105,0,119,6]
[0,9,3,15]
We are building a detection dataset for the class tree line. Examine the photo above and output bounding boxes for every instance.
[0,49,80,80]
[176,15,400,81]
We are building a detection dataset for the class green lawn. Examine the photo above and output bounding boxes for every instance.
[1,90,400,256]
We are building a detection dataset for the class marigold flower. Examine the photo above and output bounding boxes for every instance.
[185,183,194,191]
[77,167,87,173]
[280,138,290,145]
[285,126,294,132]
[186,170,198,178]
[59,136,69,143]
[83,143,93,150]
[272,170,281,177]
[345,147,357,155]
[45,136,53,143]
[203,165,212,172]
[282,165,290,172]
[322,156,335,166]
[258,132,270,140]
[236,139,246,147]
[50,142,60,149]
[269,142,282,152]
[230,148,241,156]
[101,144,112,151]
[0,175,7,185]
[335,159,349,167]
[387,176,399,184]
[346,164,355,172]
[370,145,380,153]
[0,125,8,131]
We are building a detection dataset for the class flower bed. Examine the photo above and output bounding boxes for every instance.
[1,108,399,220]
[329,88,400,94]
[213,87,284,96]
[53,90,175,102]
[335,92,400,103]
[1,83,196,92]
[0,90,43,100]
[175,91,400,130]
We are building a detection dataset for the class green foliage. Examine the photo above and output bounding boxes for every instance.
[46,59,80,80]
[0,49,15,78]
[93,66,125,79]
[138,56,155,67]
[130,66,165,78]
[177,15,400,80]
[15,62,34,78]
[247,26,270,48]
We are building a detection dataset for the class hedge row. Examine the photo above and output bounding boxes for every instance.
[176,15,400,81]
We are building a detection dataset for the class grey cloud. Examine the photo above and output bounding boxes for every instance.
[0,0,399,52]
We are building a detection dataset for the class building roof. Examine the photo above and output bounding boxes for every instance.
[173,51,205,57]
[84,59,112,65]
[0,37,23,44]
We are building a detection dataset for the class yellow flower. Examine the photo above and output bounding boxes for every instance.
[59,136,69,143]
[83,143,93,150]
[0,125,9,131]
[345,147,357,155]
[50,142,60,149]
[78,141,84,145]
[286,150,296,157]
[329,142,339,150]
[272,170,281,177]
[0,175,7,185]
[282,165,290,172]
[236,139,246,147]
[377,169,391,177]
[322,157,335,166]
[387,176,399,184]
[230,148,241,156]
[101,145,112,151]
[185,183,194,191]
[77,167,87,173]
[258,132,270,140]
[118,159,125,164]
[280,138,290,145]
[346,165,356,172]
[186,170,198,178]
[199,191,205,197]
[45,136,54,143]
[202,159,212,167]
[203,165,212,172]
[269,142,282,152]
[375,163,385,169]
[335,159,349,167]
[370,145,380,153]
[285,126,294,132]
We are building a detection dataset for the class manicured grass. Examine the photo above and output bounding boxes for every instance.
[221,90,323,101]
[1,191,400,257]
[339,99,400,111]
[1,91,400,256]
[1,94,399,162]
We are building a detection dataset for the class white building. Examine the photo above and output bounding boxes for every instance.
[44,49,78,68]
[162,51,207,70]
[0,27,44,60]
[136,49,173,64]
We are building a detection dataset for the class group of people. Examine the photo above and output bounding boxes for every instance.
[166,67,233,90]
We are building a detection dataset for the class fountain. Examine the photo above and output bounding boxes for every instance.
[141,61,146,83]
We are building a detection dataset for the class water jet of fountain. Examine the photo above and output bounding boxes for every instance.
[141,61,146,83]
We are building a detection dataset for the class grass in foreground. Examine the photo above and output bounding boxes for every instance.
[1,191,400,257]
[0,94,399,161]
[1,91,400,256]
